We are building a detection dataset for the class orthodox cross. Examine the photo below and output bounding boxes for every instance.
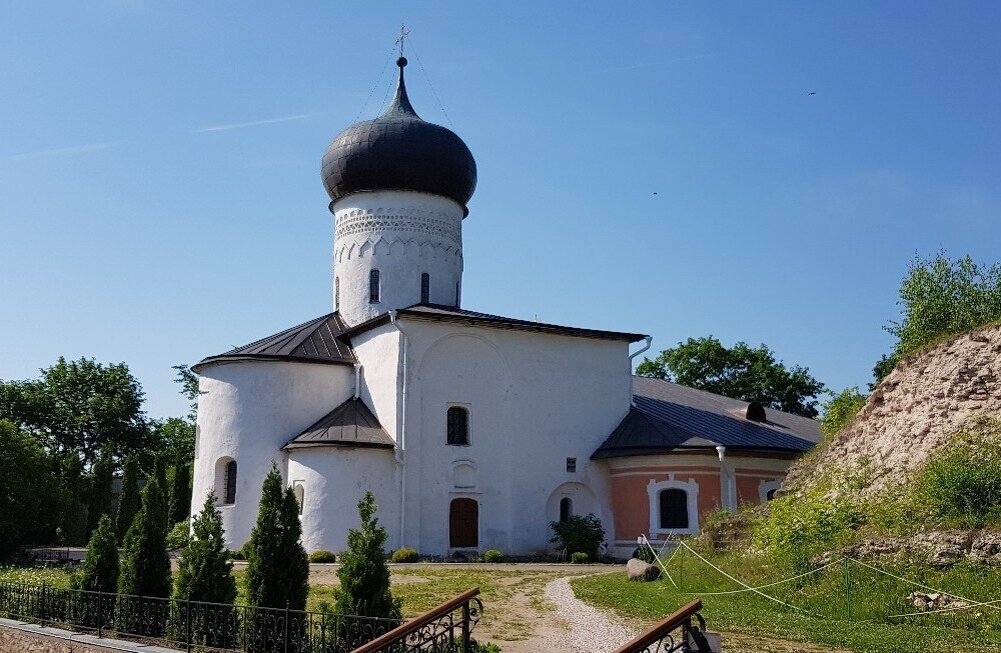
[396,24,411,57]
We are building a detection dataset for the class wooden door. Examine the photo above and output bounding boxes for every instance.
[449,498,478,548]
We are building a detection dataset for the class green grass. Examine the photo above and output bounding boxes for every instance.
[571,548,1001,653]
[0,565,75,588]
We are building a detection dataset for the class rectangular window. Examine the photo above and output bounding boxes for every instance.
[566,457,577,473]
[421,273,430,304]
[369,269,380,303]
[447,406,469,445]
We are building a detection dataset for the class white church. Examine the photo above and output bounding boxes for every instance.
[190,57,821,559]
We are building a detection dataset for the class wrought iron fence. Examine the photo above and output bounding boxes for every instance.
[351,588,483,653]
[0,581,401,653]
[610,599,719,653]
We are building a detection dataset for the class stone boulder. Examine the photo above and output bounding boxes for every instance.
[626,557,661,581]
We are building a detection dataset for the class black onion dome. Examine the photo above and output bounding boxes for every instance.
[322,57,477,211]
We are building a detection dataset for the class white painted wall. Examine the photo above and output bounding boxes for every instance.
[287,447,400,553]
[331,190,465,327]
[191,360,354,548]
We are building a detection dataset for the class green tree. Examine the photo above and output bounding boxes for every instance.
[637,336,825,417]
[116,455,141,543]
[59,454,87,545]
[118,474,172,599]
[150,417,196,468]
[172,364,201,421]
[168,451,192,527]
[153,454,169,527]
[73,514,120,593]
[335,491,402,620]
[245,464,309,611]
[87,448,115,538]
[549,513,606,560]
[0,420,61,560]
[876,253,1001,382]
[175,493,236,603]
[0,357,150,468]
[820,387,868,437]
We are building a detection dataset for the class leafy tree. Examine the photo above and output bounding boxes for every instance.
[59,454,87,545]
[87,448,115,538]
[0,419,61,560]
[118,473,172,599]
[0,357,149,468]
[116,455,141,543]
[245,464,309,611]
[153,454,169,527]
[820,387,868,437]
[73,514,119,593]
[637,336,825,417]
[876,253,1001,382]
[150,417,196,468]
[335,491,402,620]
[175,493,236,604]
[168,451,192,527]
[173,364,201,421]
[549,513,606,560]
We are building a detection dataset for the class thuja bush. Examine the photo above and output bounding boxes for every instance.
[72,514,119,593]
[549,514,605,560]
[916,416,1001,528]
[336,492,402,621]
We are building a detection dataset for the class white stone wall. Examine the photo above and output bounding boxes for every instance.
[332,190,465,326]
[191,360,353,548]
[288,447,400,554]
[391,319,632,556]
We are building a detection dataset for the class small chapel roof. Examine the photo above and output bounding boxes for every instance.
[591,376,822,460]
[192,313,356,372]
[344,304,649,342]
[282,397,394,451]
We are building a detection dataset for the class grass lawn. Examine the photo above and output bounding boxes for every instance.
[571,549,1001,653]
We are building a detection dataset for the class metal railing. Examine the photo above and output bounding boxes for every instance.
[0,581,401,653]
[350,588,482,653]
[610,599,718,653]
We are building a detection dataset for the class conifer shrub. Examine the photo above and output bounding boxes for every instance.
[631,546,655,564]
[336,492,402,622]
[549,513,606,560]
[86,449,115,540]
[483,549,504,563]
[174,493,237,649]
[166,520,191,550]
[72,514,119,593]
[168,452,192,527]
[116,456,141,544]
[117,474,172,636]
[570,552,589,564]
[245,464,309,611]
[390,547,419,563]
[309,550,337,563]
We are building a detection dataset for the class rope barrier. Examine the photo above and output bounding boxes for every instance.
[683,560,841,596]
[640,534,677,588]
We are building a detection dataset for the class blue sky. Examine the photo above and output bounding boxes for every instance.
[2,1,999,419]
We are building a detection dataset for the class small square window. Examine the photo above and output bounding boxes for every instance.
[566,457,577,473]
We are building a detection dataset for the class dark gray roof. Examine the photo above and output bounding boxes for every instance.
[592,376,822,460]
[192,313,356,372]
[321,58,477,211]
[344,304,648,343]
[282,397,394,450]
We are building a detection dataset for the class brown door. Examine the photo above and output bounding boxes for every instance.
[449,498,478,548]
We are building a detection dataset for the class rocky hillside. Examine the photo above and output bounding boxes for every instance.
[783,324,1001,498]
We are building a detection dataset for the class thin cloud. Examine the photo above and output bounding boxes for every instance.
[195,112,322,133]
[0,141,120,163]
[597,52,722,73]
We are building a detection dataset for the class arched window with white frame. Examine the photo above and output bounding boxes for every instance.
[647,478,699,535]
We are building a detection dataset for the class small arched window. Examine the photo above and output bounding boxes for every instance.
[293,482,305,515]
[766,489,777,501]
[421,273,430,304]
[658,488,688,530]
[224,460,237,505]
[447,406,469,445]
[335,277,340,310]
[559,497,573,523]
[369,269,380,303]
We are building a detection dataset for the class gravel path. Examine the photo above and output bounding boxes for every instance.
[540,577,637,653]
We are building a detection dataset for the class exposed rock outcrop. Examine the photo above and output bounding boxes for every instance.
[813,529,1001,567]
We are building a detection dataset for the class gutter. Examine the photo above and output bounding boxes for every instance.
[389,310,409,548]
[628,336,653,407]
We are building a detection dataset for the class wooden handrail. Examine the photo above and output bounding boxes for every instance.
[350,587,481,653]
[609,599,703,653]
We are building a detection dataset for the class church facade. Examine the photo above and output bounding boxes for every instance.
[190,58,821,558]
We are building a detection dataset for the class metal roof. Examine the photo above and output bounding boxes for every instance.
[344,304,648,343]
[321,58,477,211]
[592,376,822,460]
[192,313,356,372]
[282,397,394,450]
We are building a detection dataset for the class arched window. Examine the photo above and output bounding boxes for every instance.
[658,488,688,530]
[559,497,573,522]
[224,460,237,505]
[293,482,305,515]
[369,269,380,303]
[447,406,469,445]
[335,277,340,310]
[421,273,430,303]
[766,489,777,501]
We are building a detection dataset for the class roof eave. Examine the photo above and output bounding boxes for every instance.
[191,354,357,374]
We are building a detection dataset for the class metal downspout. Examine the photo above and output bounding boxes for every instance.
[628,336,653,407]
